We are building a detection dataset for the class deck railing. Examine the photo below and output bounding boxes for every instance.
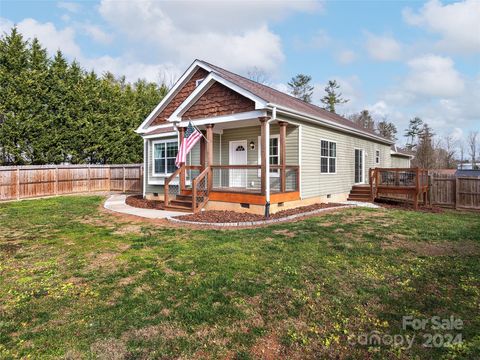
[369,167,429,209]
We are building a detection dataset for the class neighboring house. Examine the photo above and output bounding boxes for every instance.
[136,59,406,214]
[457,162,480,170]
[390,145,414,168]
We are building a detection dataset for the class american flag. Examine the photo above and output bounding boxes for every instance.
[175,122,202,167]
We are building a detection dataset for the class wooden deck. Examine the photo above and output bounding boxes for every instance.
[370,167,429,210]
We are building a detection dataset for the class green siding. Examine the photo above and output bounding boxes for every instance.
[297,118,392,199]
[391,155,411,168]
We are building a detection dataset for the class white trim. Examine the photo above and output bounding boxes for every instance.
[195,78,204,87]
[142,131,177,140]
[270,105,393,145]
[143,138,147,198]
[257,134,280,177]
[298,125,303,199]
[168,73,267,122]
[151,138,179,177]
[176,110,266,128]
[320,139,337,175]
[354,147,366,184]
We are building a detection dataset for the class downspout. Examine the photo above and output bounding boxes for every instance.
[264,106,276,218]
[142,137,147,198]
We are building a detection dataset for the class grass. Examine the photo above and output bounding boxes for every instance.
[0,196,479,359]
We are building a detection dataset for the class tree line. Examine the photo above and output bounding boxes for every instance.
[0,28,168,165]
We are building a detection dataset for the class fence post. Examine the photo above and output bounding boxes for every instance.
[54,167,59,195]
[16,168,20,200]
[122,166,126,193]
[107,166,111,192]
[87,165,91,192]
[455,177,459,210]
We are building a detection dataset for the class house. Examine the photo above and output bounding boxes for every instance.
[136,59,407,214]
[390,145,414,168]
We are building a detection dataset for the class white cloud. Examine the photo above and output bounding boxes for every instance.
[0,17,14,34]
[403,0,480,54]
[81,24,112,44]
[365,32,402,61]
[13,18,81,58]
[57,2,81,13]
[97,0,320,73]
[337,49,356,64]
[404,55,464,98]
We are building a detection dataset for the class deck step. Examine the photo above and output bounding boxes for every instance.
[170,199,193,207]
[348,193,372,199]
[350,189,372,195]
[175,194,193,201]
[163,204,192,212]
[347,197,371,202]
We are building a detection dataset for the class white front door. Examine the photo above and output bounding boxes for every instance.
[229,140,247,188]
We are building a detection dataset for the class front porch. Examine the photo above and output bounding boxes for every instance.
[163,116,300,213]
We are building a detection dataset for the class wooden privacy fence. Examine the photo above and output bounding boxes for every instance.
[430,175,480,210]
[0,164,143,201]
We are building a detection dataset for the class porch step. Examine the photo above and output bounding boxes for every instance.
[348,184,373,202]
[347,194,372,200]
[163,204,193,212]
[170,199,193,208]
[350,188,371,195]
[175,194,193,201]
[347,196,372,202]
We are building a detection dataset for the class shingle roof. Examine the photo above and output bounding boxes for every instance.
[390,145,414,157]
[199,60,390,142]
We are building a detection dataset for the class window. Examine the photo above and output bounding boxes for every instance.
[321,140,336,173]
[152,140,178,175]
[375,150,380,164]
[195,78,204,87]
[257,135,280,176]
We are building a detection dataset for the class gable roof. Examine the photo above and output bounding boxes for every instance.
[137,59,394,145]
[390,145,414,158]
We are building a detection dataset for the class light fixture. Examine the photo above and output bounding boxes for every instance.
[249,141,255,150]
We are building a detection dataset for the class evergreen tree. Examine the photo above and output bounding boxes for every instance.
[376,120,398,141]
[288,74,314,103]
[404,117,423,150]
[320,80,349,113]
[349,110,375,131]
[0,27,168,165]
[415,123,435,168]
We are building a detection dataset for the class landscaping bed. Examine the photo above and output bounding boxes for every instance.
[125,194,164,210]
[176,202,345,223]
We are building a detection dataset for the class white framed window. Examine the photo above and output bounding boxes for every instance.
[152,139,178,176]
[195,78,204,87]
[375,149,380,164]
[320,140,336,174]
[257,134,280,177]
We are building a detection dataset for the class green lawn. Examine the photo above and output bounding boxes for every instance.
[0,196,479,359]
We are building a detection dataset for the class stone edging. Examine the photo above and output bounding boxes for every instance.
[167,204,356,227]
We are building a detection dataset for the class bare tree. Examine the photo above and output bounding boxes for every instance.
[458,141,465,169]
[467,131,479,169]
[442,135,457,168]
[246,67,270,85]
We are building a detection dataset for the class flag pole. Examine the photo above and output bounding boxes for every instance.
[191,122,210,143]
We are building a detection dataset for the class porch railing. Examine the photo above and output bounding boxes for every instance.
[192,166,210,211]
[211,165,299,193]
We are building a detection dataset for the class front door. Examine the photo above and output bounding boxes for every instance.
[355,149,364,184]
[229,140,247,188]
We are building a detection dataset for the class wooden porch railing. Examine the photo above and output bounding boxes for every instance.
[163,166,183,207]
[192,166,210,212]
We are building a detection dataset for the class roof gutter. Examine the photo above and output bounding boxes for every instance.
[266,103,394,145]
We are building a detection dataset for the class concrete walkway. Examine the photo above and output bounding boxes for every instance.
[104,194,188,219]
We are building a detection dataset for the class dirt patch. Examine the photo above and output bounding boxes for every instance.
[122,323,187,342]
[176,203,345,224]
[382,238,480,256]
[87,252,119,271]
[272,229,297,238]
[376,199,445,213]
[90,338,127,360]
[113,224,144,236]
[251,333,284,360]
[0,243,21,255]
[126,195,164,210]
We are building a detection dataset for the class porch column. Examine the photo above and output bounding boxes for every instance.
[178,126,186,191]
[279,121,287,193]
[200,133,206,169]
[205,124,214,190]
[259,116,270,195]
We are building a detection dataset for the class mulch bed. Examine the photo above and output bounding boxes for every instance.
[176,202,346,223]
[125,195,164,210]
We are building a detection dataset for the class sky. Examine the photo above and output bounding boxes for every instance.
[1,0,479,145]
